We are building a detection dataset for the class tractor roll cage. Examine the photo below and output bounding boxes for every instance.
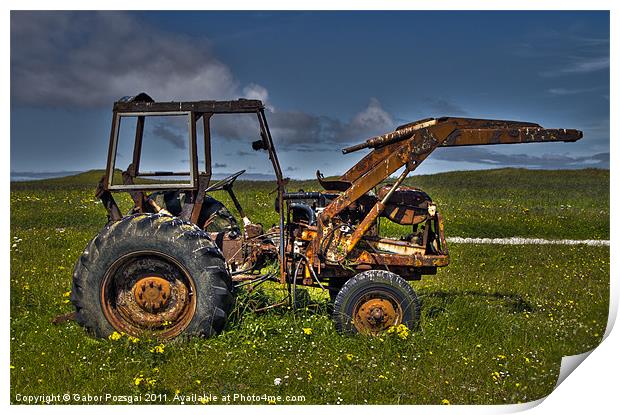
[103,94,284,192]
[99,94,288,283]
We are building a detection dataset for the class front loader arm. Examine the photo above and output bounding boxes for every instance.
[319,117,582,224]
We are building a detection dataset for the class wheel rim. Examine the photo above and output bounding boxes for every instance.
[101,251,196,339]
[352,290,403,334]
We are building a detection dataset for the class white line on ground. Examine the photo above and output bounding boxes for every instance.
[446,237,609,247]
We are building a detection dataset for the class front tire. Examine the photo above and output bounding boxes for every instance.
[332,270,420,335]
[71,214,232,339]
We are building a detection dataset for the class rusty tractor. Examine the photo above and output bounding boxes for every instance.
[71,93,582,339]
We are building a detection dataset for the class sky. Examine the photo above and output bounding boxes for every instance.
[10,11,609,180]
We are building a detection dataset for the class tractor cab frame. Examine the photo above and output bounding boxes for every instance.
[97,93,288,280]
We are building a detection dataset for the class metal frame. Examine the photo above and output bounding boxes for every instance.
[107,111,195,191]
[99,95,289,283]
[304,117,582,278]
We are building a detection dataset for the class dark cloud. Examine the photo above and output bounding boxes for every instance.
[213,162,227,168]
[10,11,265,107]
[211,98,395,152]
[285,166,299,172]
[433,147,609,169]
[151,124,185,149]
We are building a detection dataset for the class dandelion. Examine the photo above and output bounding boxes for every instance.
[133,375,144,386]
[150,344,165,354]
[302,327,313,335]
[108,331,122,341]
[62,291,71,297]
[195,379,202,385]
[345,353,354,361]
[307,370,313,381]
[274,377,282,386]
[441,399,451,405]
[385,324,410,338]
[128,336,140,343]
[175,389,181,395]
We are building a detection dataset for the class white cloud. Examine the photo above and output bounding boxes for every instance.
[540,56,609,77]
[242,83,270,103]
[349,97,393,132]
[547,87,602,96]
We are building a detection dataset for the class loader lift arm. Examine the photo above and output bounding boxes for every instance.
[315,117,582,258]
[319,117,582,224]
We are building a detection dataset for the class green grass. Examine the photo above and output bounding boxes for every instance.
[10,168,609,404]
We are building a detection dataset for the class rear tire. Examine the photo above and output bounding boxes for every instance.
[71,213,232,339]
[332,270,420,335]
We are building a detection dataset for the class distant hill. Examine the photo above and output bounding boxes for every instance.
[10,167,609,193]
[10,169,278,190]
[11,171,84,181]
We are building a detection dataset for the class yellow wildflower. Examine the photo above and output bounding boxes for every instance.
[302,327,313,335]
[441,399,451,405]
[150,344,165,354]
[386,324,410,339]
[346,353,354,361]
[109,331,122,341]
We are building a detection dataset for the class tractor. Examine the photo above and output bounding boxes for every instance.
[71,93,582,339]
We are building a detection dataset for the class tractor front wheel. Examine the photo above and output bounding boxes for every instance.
[332,270,420,335]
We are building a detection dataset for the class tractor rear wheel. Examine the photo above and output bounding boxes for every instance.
[332,270,420,335]
[71,213,232,339]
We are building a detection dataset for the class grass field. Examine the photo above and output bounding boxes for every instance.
[10,168,609,405]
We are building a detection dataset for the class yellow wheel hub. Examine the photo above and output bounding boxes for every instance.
[354,297,401,334]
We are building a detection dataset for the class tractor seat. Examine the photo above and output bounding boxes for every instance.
[316,170,352,192]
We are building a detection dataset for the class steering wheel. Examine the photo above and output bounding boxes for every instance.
[205,170,246,192]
